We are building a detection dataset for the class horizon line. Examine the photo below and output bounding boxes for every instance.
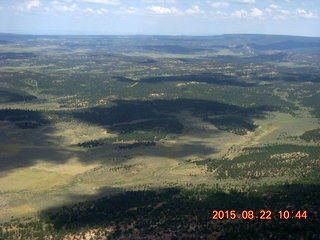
[1,32,319,38]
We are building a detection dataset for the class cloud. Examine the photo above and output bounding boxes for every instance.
[232,9,248,18]
[269,4,278,9]
[209,1,230,8]
[264,6,318,20]
[147,5,180,14]
[22,0,41,10]
[84,7,94,13]
[84,7,108,14]
[265,4,279,13]
[250,7,263,17]
[236,0,255,4]
[296,8,317,19]
[115,6,138,14]
[208,10,228,18]
[231,7,263,18]
[51,1,78,12]
[296,8,306,14]
[142,0,176,3]
[78,0,120,5]
[96,8,108,14]
[186,5,202,15]
[279,9,290,15]
[27,0,41,10]
[263,5,318,20]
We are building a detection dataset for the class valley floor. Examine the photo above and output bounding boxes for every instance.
[0,108,318,222]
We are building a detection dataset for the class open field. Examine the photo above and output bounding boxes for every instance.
[0,106,318,222]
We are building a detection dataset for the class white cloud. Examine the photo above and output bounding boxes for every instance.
[237,0,255,4]
[303,13,316,18]
[269,4,278,9]
[27,0,41,9]
[84,7,94,13]
[147,5,180,14]
[142,0,176,3]
[51,1,78,12]
[215,10,227,16]
[263,5,318,20]
[250,7,263,17]
[60,4,77,11]
[97,8,108,14]
[85,7,108,14]
[79,0,120,5]
[125,6,138,14]
[232,9,248,18]
[116,6,139,14]
[14,0,41,11]
[268,8,290,20]
[208,10,228,18]
[296,8,306,14]
[231,7,263,18]
[265,4,278,13]
[186,5,202,15]
[296,8,317,19]
[279,9,290,15]
[209,1,230,8]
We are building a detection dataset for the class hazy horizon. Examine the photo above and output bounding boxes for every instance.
[1,32,320,38]
[0,0,319,37]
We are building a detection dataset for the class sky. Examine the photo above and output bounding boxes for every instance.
[0,0,319,36]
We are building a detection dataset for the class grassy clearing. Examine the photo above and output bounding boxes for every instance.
[0,107,318,222]
[0,112,239,220]
[0,168,71,192]
[48,121,117,145]
[0,157,100,221]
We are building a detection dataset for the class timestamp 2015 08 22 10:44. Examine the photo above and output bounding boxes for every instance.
[212,210,308,220]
